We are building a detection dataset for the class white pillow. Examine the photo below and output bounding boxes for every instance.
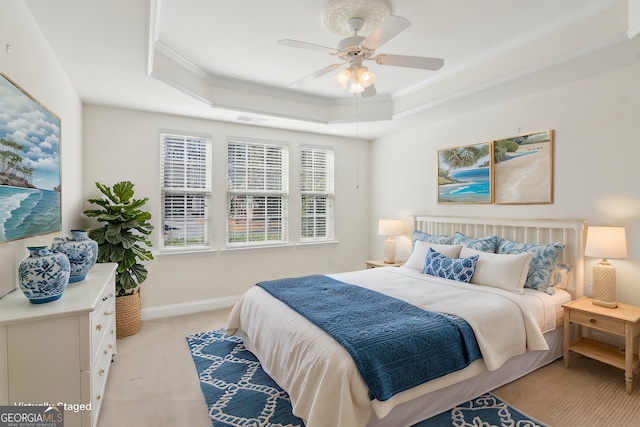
[460,246,533,294]
[403,241,462,270]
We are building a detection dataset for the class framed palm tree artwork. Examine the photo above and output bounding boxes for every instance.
[437,142,493,203]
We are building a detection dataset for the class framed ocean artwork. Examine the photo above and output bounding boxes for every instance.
[493,130,553,204]
[437,142,493,203]
[0,72,61,242]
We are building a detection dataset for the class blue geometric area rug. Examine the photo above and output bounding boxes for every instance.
[186,328,303,427]
[187,329,548,427]
[414,393,549,427]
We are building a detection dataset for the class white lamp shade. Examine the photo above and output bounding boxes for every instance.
[585,226,627,259]
[378,219,403,236]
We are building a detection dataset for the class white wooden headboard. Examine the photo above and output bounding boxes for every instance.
[412,215,587,299]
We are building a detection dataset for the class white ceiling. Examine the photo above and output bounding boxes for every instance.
[23,0,640,139]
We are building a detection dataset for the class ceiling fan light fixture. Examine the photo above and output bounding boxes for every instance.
[357,66,376,88]
[348,72,365,94]
[349,82,364,94]
[333,68,352,89]
[283,5,443,97]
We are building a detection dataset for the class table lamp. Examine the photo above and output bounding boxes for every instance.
[378,219,403,264]
[584,226,627,308]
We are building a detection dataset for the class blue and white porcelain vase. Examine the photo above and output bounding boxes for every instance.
[51,229,98,283]
[18,246,71,304]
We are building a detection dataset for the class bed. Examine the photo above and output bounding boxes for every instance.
[226,215,586,427]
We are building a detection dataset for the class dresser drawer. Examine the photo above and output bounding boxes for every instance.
[93,341,113,401]
[83,321,115,427]
[93,316,116,366]
[92,334,115,426]
[570,310,625,335]
[91,282,116,359]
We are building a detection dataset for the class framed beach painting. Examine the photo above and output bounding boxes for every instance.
[437,142,493,203]
[493,130,553,204]
[0,72,61,242]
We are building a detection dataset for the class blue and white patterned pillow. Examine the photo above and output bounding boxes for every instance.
[551,263,572,290]
[412,230,454,248]
[454,232,499,253]
[497,239,565,294]
[421,248,479,283]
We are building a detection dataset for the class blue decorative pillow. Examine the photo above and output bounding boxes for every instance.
[497,239,565,293]
[454,232,499,253]
[421,248,479,283]
[551,263,572,290]
[412,230,454,248]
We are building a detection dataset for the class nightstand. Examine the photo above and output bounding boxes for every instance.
[366,260,404,269]
[563,297,640,394]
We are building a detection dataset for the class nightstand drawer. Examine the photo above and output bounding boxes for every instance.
[569,311,625,335]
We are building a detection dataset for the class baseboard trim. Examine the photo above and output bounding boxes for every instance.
[141,295,241,321]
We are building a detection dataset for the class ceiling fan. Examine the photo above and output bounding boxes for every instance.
[278,15,444,97]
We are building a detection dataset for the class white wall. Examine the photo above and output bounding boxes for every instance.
[82,106,370,315]
[0,1,84,298]
[371,62,640,306]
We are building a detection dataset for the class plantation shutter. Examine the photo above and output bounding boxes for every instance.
[226,138,289,246]
[160,131,212,249]
[300,146,334,241]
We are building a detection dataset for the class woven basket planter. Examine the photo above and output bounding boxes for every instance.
[115,291,141,338]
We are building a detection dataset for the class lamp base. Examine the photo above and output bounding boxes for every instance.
[383,237,396,265]
[591,261,617,309]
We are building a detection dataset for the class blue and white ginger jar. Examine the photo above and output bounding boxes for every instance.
[51,229,98,283]
[18,246,70,304]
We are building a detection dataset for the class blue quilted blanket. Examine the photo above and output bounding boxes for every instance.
[256,275,482,401]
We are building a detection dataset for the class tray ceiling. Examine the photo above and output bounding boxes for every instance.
[23,0,640,139]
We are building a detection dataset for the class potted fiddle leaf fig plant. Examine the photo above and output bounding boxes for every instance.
[84,181,154,338]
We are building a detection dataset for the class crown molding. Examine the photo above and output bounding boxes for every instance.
[146,0,634,132]
[393,0,626,100]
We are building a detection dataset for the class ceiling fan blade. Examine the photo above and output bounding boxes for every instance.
[373,54,444,71]
[361,84,377,98]
[277,39,338,55]
[289,63,344,88]
[361,16,411,51]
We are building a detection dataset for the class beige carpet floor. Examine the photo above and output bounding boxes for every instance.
[98,308,640,427]
[493,354,640,427]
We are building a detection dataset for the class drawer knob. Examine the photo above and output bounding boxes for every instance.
[102,296,108,302]
[104,350,108,355]
[96,324,103,331]
[589,318,596,323]
[99,369,105,376]
[104,310,114,316]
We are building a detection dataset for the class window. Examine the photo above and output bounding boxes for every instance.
[300,146,334,241]
[160,131,212,250]
[226,138,289,247]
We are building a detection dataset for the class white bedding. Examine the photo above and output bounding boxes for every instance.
[226,267,570,427]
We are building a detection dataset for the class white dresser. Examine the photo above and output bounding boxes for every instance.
[0,263,117,427]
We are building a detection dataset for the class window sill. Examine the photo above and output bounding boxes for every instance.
[154,248,218,259]
[220,243,295,254]
[153,240,338,257]
[296,240,339,247]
